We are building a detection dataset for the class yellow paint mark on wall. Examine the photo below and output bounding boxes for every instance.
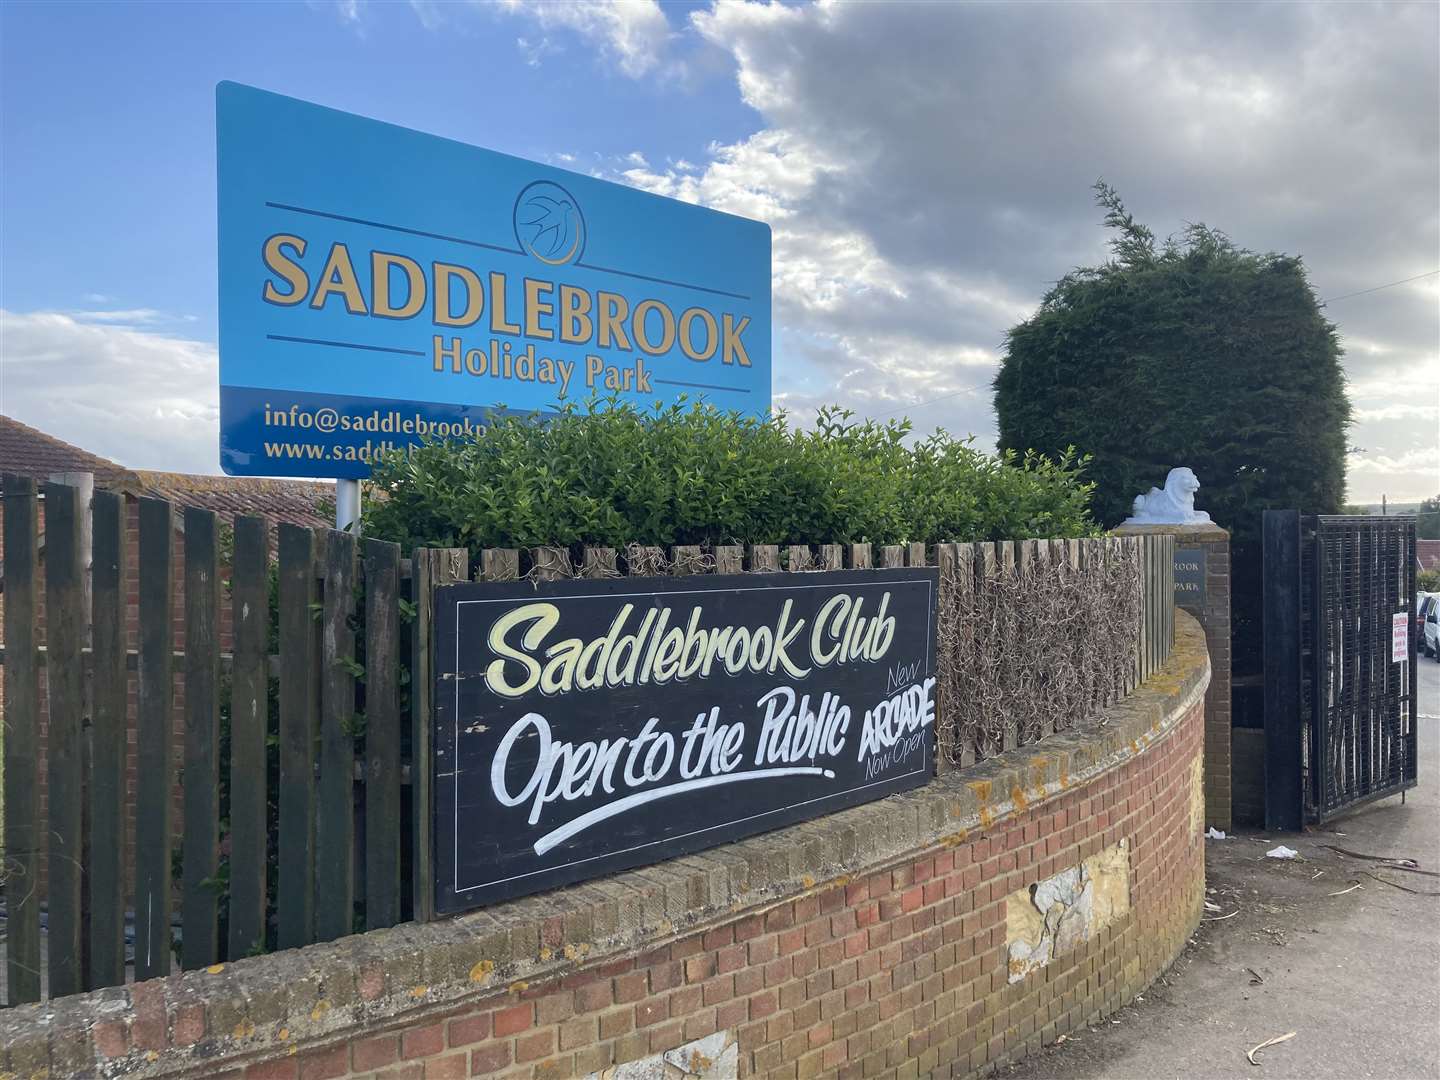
[309,999,331,1022]
[409,986,429,999]
[206,963,225,975]
[470,960,495,983]
[563,942,590,962]
[538,946,554,962]
[1010,786,1029,811]
[508,981,530,994]
[233,1021,256,1039]
[277,1027,289,1041]
[1029,758,1051,794]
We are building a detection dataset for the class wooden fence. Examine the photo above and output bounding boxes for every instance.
[0,476,1173,1004]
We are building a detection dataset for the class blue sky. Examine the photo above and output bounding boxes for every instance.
[2,1,1436,503]
[1,0,752,338]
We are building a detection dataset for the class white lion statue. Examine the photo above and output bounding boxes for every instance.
[1124,467,1212,525]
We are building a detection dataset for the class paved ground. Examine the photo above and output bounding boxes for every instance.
[1002,656,1440,1080]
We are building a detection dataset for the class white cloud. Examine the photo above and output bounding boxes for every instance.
[586,0,1440,501]
[496,0,672,78]
[516,35,559,68]
[66,308,167,326]
[309,0,367,32]
[0,310,220,474]
[1349,447,1439,475]
[1354,402,1440,423]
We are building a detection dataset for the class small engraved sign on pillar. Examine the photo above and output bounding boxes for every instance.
[1174,546,1206,608]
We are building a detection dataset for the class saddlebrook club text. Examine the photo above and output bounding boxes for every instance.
[435,573,940,912]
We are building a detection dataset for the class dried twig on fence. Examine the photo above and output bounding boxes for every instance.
[939,540,1140,767]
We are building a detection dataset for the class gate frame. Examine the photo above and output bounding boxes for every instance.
[1263,509,1419,830]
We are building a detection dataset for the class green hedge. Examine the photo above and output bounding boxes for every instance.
[362,400,1098,557]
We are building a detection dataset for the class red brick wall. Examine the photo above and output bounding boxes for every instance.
[301,699,1202,1080]
[40,689,1205,1080]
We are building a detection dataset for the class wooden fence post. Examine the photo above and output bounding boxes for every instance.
[934,544,955,775]
[997,541,1017,751]
[411,547,469,923]
[317,530,357,943]
[714,546,744,574]
[954,544,976,767]
[581,546,618,578]
[135,496,175,980]
[277,524,319,950]
[181,506,222,969]
[228,515,270,960]
[44,482,85,997]
[748,545,780,572]
[482,548,520,582]
[89,490,128,988]
[2,476,41,1005]
[365,539,403,930]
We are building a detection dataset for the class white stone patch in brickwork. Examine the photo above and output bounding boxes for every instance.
[1006,839,1131,983]
[1190,754,1206,837]
[589,1030,738,1079]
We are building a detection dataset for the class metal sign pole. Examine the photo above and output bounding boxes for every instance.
[336,478,361,533]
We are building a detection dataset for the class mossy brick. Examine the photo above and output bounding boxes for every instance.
[622,872,670,929]
[661,867,705,923]
[675,854,735,910]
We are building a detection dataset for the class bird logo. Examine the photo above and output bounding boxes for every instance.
[513,181,586,266]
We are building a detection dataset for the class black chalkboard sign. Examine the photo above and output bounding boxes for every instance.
[432,569,938,914]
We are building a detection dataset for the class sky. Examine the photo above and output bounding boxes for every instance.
[1,0,1437,503]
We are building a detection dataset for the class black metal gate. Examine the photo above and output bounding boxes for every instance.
[1263,511,1418,830]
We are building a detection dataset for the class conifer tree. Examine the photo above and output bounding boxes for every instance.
[994,183,1352,540]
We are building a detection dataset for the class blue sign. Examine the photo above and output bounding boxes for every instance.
[216,82,771,478]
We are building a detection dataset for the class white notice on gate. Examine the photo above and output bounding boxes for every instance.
[1392,611,1408,662]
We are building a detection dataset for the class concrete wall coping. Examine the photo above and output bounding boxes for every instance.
[0,614,1211,1079]
[1112,522,1229,541]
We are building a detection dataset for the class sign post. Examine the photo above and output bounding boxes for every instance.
[335,478,361,533]
[216,82,772,480]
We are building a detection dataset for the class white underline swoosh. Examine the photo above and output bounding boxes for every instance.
[533,766,836,856]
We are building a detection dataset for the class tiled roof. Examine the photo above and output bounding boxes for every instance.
[1419,539,1440,572]
[133,471,333,529]
[0,415,333,529]
[0,414,140,490]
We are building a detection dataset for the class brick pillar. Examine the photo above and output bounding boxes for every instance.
[1115,521,1231,830]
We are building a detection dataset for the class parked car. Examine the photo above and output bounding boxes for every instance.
[1424,594,1440,660]
[1417,592,1438,653]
